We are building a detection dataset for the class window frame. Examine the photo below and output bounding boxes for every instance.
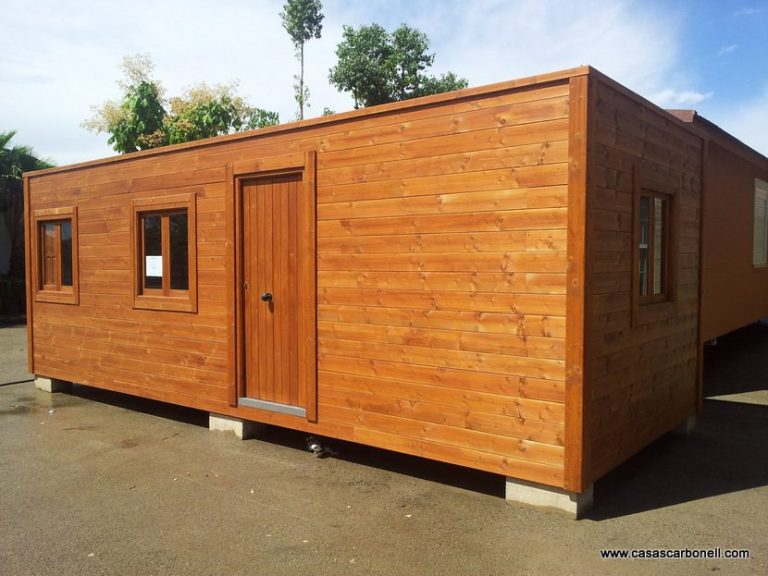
[753,178,768,268]
[131,194,197,313]
[637,190,671,305]
[32,206,79,305]
[631,171,679,326]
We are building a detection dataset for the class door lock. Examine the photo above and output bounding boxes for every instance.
[260,292,273,302]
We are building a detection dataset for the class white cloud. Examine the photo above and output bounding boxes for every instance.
[411,0,686,95]
[718,43,739,56]
[652,89,714,107]
[0,0,755,163]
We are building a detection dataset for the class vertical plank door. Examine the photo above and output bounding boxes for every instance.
[242,173,306,417]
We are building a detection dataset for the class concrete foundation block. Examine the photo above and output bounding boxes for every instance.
[673,414,697,436]
[208,413,264,440]
[505,477,593,518]
[34,376,73,393]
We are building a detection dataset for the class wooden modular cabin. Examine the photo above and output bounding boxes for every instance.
[27,65,745,516]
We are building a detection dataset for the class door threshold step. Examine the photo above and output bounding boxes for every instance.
[238,397,307,417]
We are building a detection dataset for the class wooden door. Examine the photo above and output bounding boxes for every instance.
[242,173,306,417]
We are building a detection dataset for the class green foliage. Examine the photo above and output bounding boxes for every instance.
[245,108,280,130]
[84,54,280,153]
[0,130,53,180]
[329,24,391,108]
[389,25,433,100]
[417,71,468,97]
[0,131,54,282]
[166,83,280,145]
[280,0,323,48]
[329,24,468,108]
[110,80,167,152]
[280,0,324,120]
[291,79,311,121]
[82,55,167,153]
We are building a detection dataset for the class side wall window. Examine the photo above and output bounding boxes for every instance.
[33,207,79,304]
[638,190,671,303]
[753,178,768,268]
[131,194,197,312]
[632,169,679,324]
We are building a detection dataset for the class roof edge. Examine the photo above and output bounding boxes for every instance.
[26,65,592,179]
[673,110,768,165]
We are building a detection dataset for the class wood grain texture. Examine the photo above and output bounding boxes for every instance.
[23,177,34,373]
[242,172,304,408]
[584,77,702,483]
[696,133,768,341]
[224,163,237,406]
[563,75,589,492]
[27,73,581,488]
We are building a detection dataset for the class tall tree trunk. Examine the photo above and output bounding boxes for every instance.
[299,43,305,120]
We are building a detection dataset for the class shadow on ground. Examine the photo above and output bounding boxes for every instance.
[589,322,768,520]
[589,398,768,520]
[259,425,504,497]
[67,384,503,497]
[69,385,209,428]
[54,321,768,519]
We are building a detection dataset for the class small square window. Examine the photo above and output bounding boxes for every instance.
[33,207,79,305]
[131,194,197,312]
[139,210,189,293]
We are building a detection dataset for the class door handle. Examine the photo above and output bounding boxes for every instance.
[260,292,273,302]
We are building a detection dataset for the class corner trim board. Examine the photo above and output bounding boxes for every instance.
[563,74,590,492]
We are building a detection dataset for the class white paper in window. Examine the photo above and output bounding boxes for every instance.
[146,255,163,277]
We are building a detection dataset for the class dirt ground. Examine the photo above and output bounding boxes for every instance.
[0,321,766,575]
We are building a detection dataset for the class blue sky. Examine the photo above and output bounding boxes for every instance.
[1,0,767,165]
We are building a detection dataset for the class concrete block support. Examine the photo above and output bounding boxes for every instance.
[505,477,594,518]
[34,376,73,393]
[208,413,264,440]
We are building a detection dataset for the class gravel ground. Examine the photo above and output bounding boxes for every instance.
[0,321,766,575]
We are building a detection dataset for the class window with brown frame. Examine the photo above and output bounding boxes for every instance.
[33,207,79,305]
[753,178,768,268]
[131,194,197,312]
[638,190,671,304]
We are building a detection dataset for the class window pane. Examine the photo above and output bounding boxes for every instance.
[652,198,666,295]
[41,222,57,287]
[60,220,72,287]
[143,215,162,289]
[639,196,649,297]
[754,187,768,267]
[169,212,189,290]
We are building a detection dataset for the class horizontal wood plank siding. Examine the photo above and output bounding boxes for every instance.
[585,77,702,482]
[698,136,768,341]
[28,77,575,487]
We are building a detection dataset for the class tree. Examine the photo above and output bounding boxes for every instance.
[329,24,468,108]
[82,55,167,153]
[0,131,54,312]
[165,82,280,145]
[0,131,53,180]
[280,0,324,120]
[84,54,280,153]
